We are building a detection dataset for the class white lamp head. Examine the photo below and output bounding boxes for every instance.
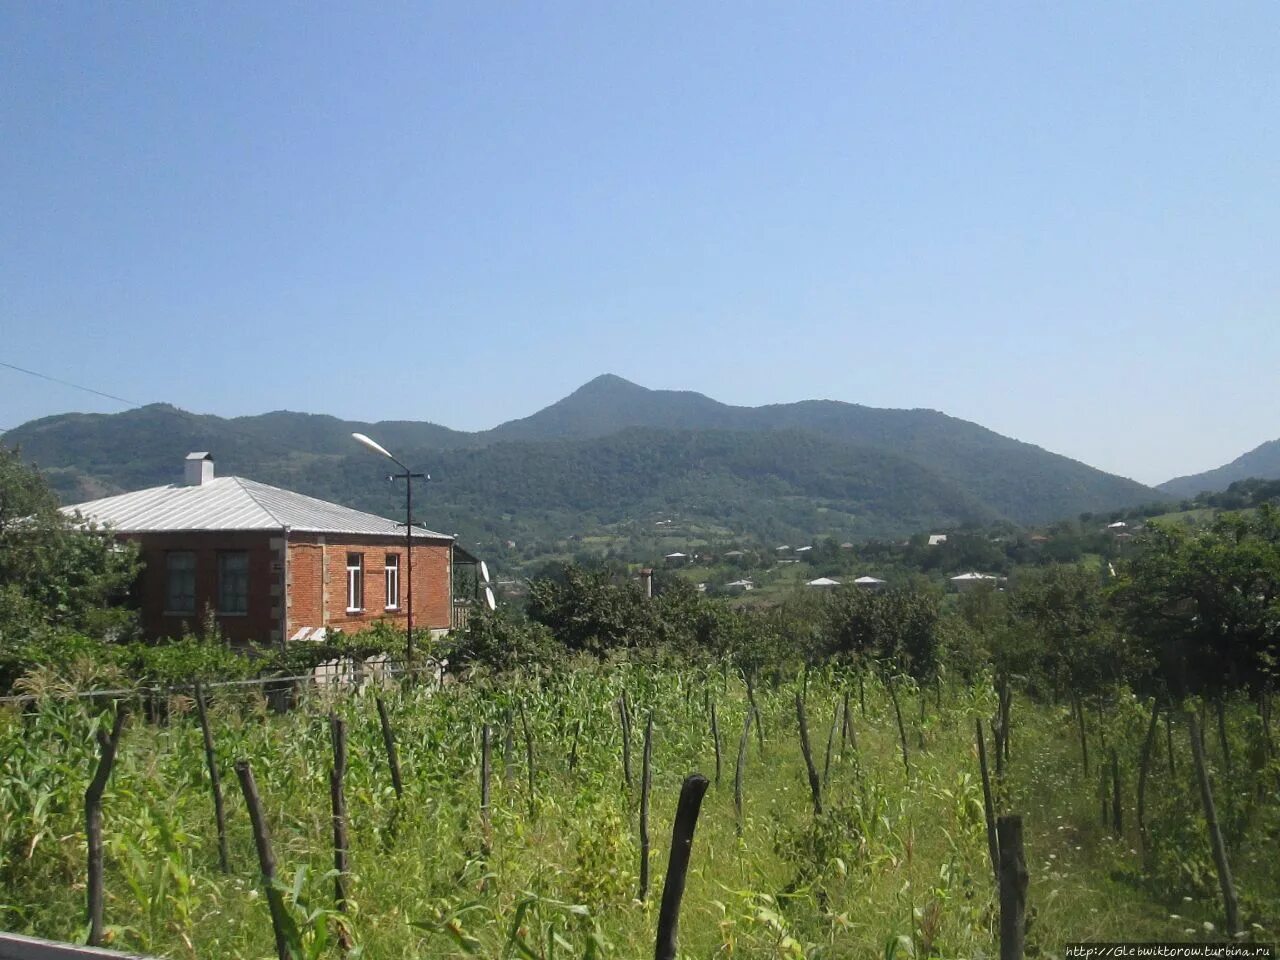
[352,432,394,460]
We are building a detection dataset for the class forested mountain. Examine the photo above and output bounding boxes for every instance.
[3,375,1164,551]
[1159,437,1280,498]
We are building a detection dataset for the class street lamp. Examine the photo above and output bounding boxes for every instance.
[352,433,427,663]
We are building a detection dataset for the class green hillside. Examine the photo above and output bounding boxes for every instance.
[1160,436,1280,497]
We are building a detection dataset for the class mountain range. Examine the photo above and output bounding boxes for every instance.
[1157,437,1280,499]
[5,375,1172,551]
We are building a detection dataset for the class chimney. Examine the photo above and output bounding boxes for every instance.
[184,452,215,486]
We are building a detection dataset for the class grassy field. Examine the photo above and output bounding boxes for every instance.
[0,664,1276,958]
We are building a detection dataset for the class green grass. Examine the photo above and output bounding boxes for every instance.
[0,667,1276,958]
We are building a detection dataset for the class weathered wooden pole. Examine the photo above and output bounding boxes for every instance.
[1110,747,1122,837]
[1072,694,1090,777]
[329,713,352,950]
[1137,698,1160,856]
[503,708,516,783]
[886,673,911,776]
[568,718,582,773]
[840,689,851,756]
[977,718,1000,884]
[735,708,753,837]
[997,815,1028,960]
[375,696,403,799]
[822,702,838,787]
[1187,712,1240,936]
[86,705,127,947]
[519,700,536,818]
[709,701,723,787]
[639,712,654,900]
[194,681,230,873]
[745,672,765,754]
[1164,708,1176,775]
[235,760,293,960]
[480,723,492,848]
[654,774,711,960]
[618,695,634,789]
[795,692,823,816]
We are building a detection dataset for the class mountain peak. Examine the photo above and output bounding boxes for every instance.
[571,373,646,395]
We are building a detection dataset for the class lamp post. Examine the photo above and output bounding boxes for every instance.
[352,433,427,663]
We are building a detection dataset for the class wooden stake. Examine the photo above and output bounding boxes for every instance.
[1137,698,1159,857]
[745,672,765,754]
[86,705,127,947]
[375,696,403,799]
[886,673,911,776]
[822,700,838,787]
[329,713,352,951]
[480,723,492,850]
[795,692,823,816]
[654,774,711,960]
[235,760,293,960]
[519,700,536,818]
[1110,746,1122,837]
[977,718,999,884]
[997,815,1028,960]
[709,701,722,787]
[639,712,654,900]
[194,681,230,874]
[618,695,633,789]
[735,708,753,837]
[1187,712,1240,936]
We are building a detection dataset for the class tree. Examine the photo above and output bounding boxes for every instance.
[0,447,140,684]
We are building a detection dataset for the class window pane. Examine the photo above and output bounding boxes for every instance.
[166,552,196,613]
[386,554,399,608]
[346,554,363,611]
[218,552,249,614]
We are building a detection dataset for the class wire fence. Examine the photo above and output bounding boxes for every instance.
[0,657,446,707]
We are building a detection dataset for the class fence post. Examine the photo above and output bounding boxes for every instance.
[375,697,403,800]
[86,705,127,947]
[997,814,1027,960]
[194,681,231,874]
[1187,711,1240,936]
[977,718,999,884]
[654,774,711,960]
[235,760,293,960]
[795,692,823,816]
[709,702,722,787]
[735,708,753,837]
[639,712,654,900]
[329,713,352,951]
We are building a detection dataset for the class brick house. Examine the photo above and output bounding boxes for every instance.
[60,453,465,645]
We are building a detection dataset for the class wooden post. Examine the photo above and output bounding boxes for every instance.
[194,681,230,874]
[858,670,866,718]
[1215,697,1232,775]
[822,702,838,787]
[235,760,293,960]
[1137,698,1160,856]
[329,713,352,950]
[519,701,536,818]
[1072,694,1089,777]
[375,697,403,800]
[886,673,910,776]
[745,672,765,754]
[639,712,654,901]
[840,689,851,756]
[977,718,999,884]
[1164,708,1176,775]
[1187,712,1240,936]
[709,702,722,787]
[997,815,1028,960]
[735,708,753,837]
[654,774,711,960]
[85,706,127,947]
[795,692,823,816]
[569,718,582,773]
[503,708,515,783]
[618,695,634,789]
[1110,747,1122,837]
[480,723,492,850]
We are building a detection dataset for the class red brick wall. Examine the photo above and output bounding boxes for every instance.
[121,531,282,645]
[285,534,452,638]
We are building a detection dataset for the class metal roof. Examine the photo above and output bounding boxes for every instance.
[61,476,452,540]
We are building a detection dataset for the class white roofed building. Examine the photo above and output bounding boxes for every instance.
[61,452,461,645]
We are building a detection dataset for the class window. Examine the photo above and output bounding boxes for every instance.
[165,551,196,613]
[385,554,400,609]
[346,553,364,612]
[217,552,249,615]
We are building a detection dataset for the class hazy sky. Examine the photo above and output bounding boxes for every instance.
[2,3,1277,486]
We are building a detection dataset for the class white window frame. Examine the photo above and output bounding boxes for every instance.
[346,553,364,613]
[385,553,400,610]
[165,551,196,615]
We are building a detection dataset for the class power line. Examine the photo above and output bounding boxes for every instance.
[0,359,140,408]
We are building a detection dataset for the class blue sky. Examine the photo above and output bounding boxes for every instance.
[2,2,1277,486]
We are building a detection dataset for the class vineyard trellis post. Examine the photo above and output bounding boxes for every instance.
[977,718,999,884]
[194,680,230,874]
[1187,711,1240,936]
[86,704,127,948]
[997,814,1028,960]
[795,692,823,816]
[735,707,753,837]
[375,696,403,800]
[639,711,654,901]
[329,713,352,951]
[235,759,293,960]
[654,774,711,960]
[709,701,722,787]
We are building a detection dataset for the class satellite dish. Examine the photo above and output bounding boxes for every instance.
[479,560,491,586]
[484,586,497,611]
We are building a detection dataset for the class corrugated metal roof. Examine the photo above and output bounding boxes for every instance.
[61,476,452,540]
